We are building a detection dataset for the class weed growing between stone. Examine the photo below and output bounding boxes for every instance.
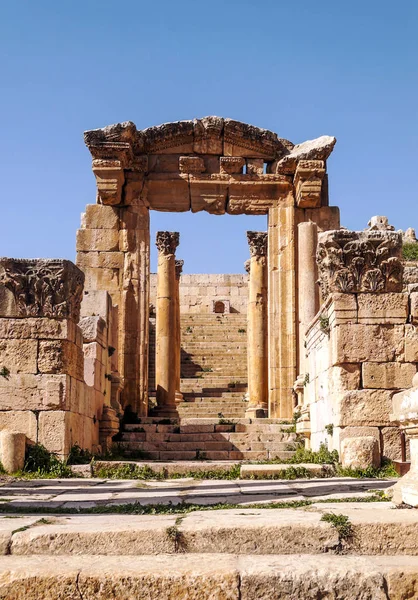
[403,243,418,261]
[336,458,399,479]
[320,513,353,540]
[0,494,389,516]
[21,444,73,479]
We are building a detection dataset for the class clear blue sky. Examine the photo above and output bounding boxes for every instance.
[1,1,417,273]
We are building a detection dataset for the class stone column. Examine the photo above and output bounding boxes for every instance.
[175,259,184,399]
[297,221,319,374]
[155,232,179,411]
[246,231,268,418]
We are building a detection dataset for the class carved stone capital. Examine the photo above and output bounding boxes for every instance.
[247,231,268,258]
[156,231,180,255]
[244,259,251,274]
[0,258,85,322]
[175,259,184,279]
[316,229,403,297]
[367,215,395,231]
[220,156,245,174]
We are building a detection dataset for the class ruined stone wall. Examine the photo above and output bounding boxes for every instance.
[150,274,248,314]
[299,226,414,463]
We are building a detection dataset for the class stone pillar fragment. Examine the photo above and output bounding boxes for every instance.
[297,221,319,374]
[175,260,184,398]
[246,231,268,418]
[155,232,180,412]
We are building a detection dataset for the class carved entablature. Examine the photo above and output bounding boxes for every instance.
[175,259,184,279]
[316,229,404,297]
[247,231,268,258]
[220,157,245,174]
[294,160,325,208]
[156,231,180,255]
[179,156,205,174]
[83,117,337,213]
[0,258,85,322]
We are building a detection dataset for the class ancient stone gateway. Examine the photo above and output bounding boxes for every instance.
[79,117,339,419]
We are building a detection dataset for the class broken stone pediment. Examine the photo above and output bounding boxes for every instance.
[276,135,336,174]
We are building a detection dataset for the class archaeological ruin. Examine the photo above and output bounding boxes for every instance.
[1,116,418,505]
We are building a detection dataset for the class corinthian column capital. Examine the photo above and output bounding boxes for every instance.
[247,231,268,257]
[175,260,184,280]
[156,231,180,255]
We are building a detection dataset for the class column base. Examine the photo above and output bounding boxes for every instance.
[175,391,184,404]
[245,406,268,419]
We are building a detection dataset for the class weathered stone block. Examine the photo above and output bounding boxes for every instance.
[189,176,228,214]
[331,324,404,364]
[82,267,120,292]
[80,291,112,321]
[76,229,119,252]
[0,339,37,373]
[357,293,409,324]
[410,292,418,325]
[363,362,417,390]
[338,390,393,427]
[341,436,380,469]
[81,205,120,229]
[0,431,26,473]
[0,410,37,442]
[328,293,357,325]
[381,426,404,461]
[339,426,380,446]
[0,374,71,411]
[79,316,107,345]
[76,252,124,270]
[38,340,84,381]
[0,318,76,342]
[405,325,418,362]
[145,174,190,212]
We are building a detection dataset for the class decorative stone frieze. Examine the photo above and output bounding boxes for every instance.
[179,156,205,174]
[316,229,403,297]
[175,259,184,280]
[247,231,268,257]
[220,156,245,174]
[156,232,180,256]
[0,258,84,323]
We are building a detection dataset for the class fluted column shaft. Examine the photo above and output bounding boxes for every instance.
[155,232,179,409]
[246,231,268,418]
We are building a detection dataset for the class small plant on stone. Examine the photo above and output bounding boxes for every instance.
[165,517,185,552]
[185,326,193,334]
[320,512,353,541]
[303,373,310,387]
[403,243,418,261]
[196,450,207,460]
[24,443,73,478]
[67,444,93,465]
[319,315,330,335]
[325,424,334,436]
[217,412,232,425]
[238,328,246,333]
[202,367,213,373]
[0,367,10,379]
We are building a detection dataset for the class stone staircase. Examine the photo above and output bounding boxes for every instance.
[149,312,249,419]
[119,419,297,461]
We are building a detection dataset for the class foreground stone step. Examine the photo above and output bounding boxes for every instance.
[3,553,418,599]
[5,504,418,557]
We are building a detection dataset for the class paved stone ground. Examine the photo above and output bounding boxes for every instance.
[0,477,394,510]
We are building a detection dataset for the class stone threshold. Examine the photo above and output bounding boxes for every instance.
[1,553,418,598]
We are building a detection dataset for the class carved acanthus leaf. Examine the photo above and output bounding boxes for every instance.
[247,231,268,258]
[0,258,85,322]
[316,230,403,297]
[156,231,180,255]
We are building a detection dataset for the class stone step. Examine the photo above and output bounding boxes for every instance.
[117,445,295,461]
[4,553,418,599]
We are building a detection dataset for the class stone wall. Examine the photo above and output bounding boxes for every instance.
[297,225,414,463]
[150,274,248,314]
[0,259,120,462]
